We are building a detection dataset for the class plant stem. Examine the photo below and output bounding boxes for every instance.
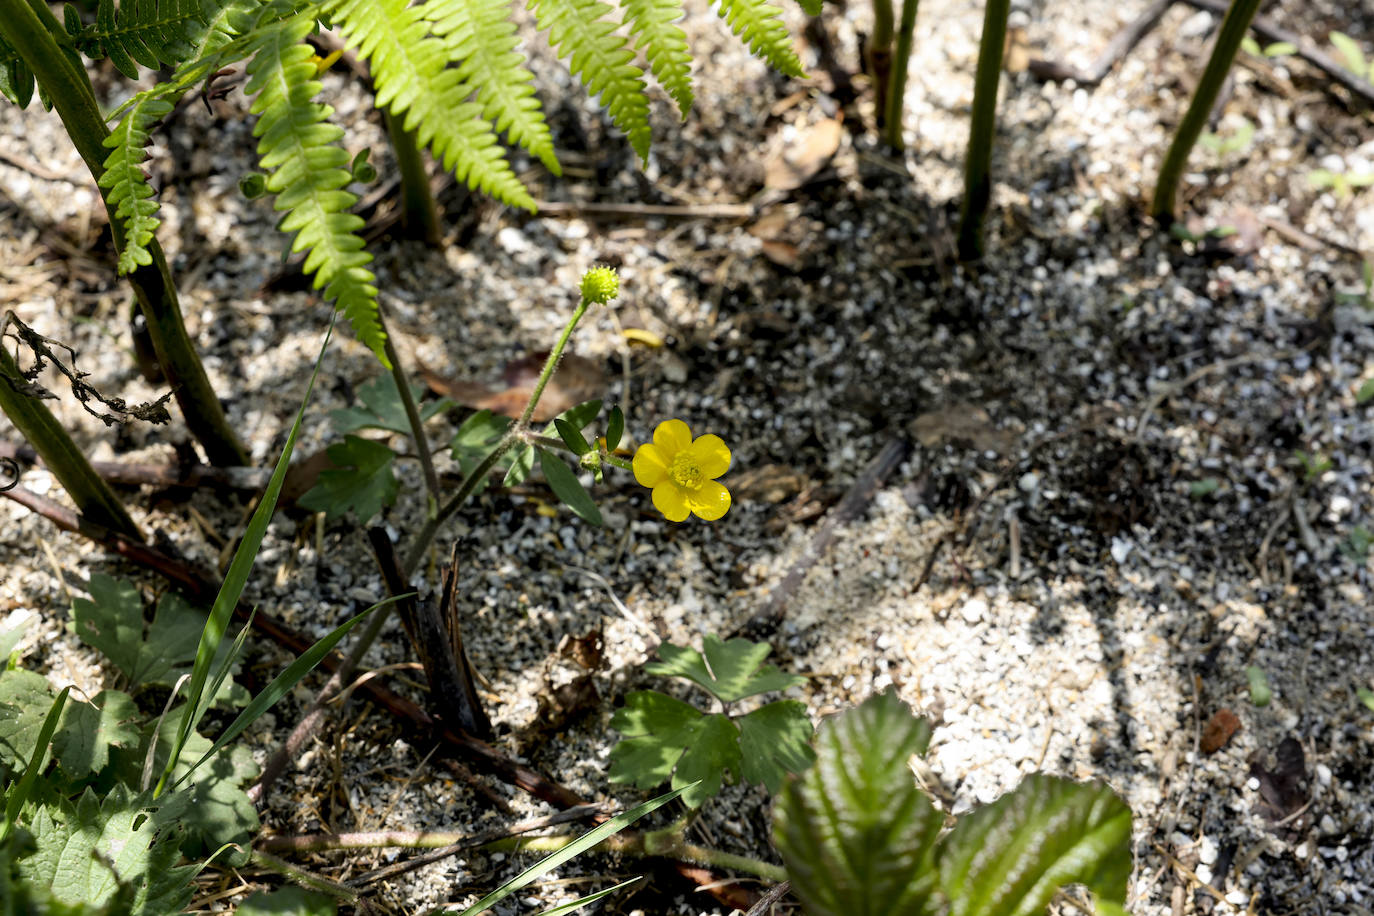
[495,831,788,883]
[883,0,920,149]
[0,0,248,466]
[1150,0,1263,223]
[251,850,359,903]
[380,314,440,508]
[383,111,441,246]
[869,0,895,131]
[956,0,1011,261]
[0,344,143,540]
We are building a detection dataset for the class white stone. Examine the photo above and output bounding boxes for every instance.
[1198,835,1218,865]
[961,597,987,624]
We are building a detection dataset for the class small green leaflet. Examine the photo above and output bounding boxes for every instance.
[605,405,624,451]
[539,449,601,525]
[646,634,804,704]
[330,375,450,435]
[507,399,603,487]
[299,435,400,522]
[0,669,57,775]
[555,417,590,455]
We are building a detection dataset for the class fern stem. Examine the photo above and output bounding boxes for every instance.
[869,0,894,131]
[0,343,144,540]
[956,0,1010,261]
[0,0,249,466]
[383,111,442,246]
[882,0,919,150]
[379,313,440,505]
[1150,0,1263,223]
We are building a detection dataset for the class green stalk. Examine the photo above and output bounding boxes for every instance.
[384,111,441,246]
[0,344,143,539]
[883,0,920,150]
[0,0,248,466]
[1150,0,1263,223]
[869,0,895,131]
[493,831,788,883]
[956,0,1011,261]
[380,315,439,506]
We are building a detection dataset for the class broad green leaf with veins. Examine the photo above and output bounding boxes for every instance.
[738,699,816,792]
[0,669,58,775]
[646,634,803,704]
[330,375,450,435]
[671,713,741,806]
[299,434,400,522]
[52,689,140,779]
[608,690,705,788]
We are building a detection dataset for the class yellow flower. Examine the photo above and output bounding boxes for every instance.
[632,420,731,522]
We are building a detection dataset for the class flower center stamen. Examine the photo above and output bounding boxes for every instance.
[670,453,704,490]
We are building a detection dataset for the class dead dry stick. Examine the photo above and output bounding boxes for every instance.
[1134,350,1303,443]
[730,437,911,638]
[534,200,754,220]
[1028,0,1172,86]
[743,880,792,916]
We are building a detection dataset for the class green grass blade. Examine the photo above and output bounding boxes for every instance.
[175,595,405,788]
[448,785,692,916]
[157,317,336,795]
[1,686,70,842]
[533,877,645,915]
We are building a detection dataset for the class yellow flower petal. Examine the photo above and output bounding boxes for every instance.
[632,442,670,487]
[652,482,691,522]
[687,480,731,521]
[685,435,731,479]
[653,419,692,457]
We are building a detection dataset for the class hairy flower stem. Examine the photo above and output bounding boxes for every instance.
[0,0,248,466]
[383,111,442,246]
[379,314,439,509]
[494,830,787,883]
[1150,0,1263,222]
[956,0,1010,261]
[0,345,143,539]
[883,0,920,150]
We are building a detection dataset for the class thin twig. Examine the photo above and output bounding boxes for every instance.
[1134,350,1303,443]
[743,880,792,916]
[533,200,754,220]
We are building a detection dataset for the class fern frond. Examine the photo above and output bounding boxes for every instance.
[184,0,264,57]
[324,0,535,210]
[70,0,211,77]
[619,0,692,116]
[99,96,173,274]
[244,16,386,363]
[527,0,652,161]
[422,0,560,175]
[713,0,804,78]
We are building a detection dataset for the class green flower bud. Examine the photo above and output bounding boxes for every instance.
[580,266,619,305]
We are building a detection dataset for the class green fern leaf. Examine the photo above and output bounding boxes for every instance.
[423,0,561,175]
[527,0,652,161]
[244,17,387,364]
[71,0,211,77]
[325,0,535,211]
[619,0,693,116]
[713,0,804,78]
[99,96,174,274]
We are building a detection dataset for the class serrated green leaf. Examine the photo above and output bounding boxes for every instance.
[936,773,1132,916]
[330,375,450,435]
[606,405,624,451]
[608,690,705,789]
[0,670,59,777]
[1,685,68,844]
[672,712,740,806]
[52,689,140,779]
[1329,31,1367,78]
[298,435,399,523]
[142,713,259,861]
[539,449,602,525]
[773,691,941,916]
[20,784,195,916]
[554,417,590,455]
[646,634,804,704]
[238,886,338,916]
[737,699,815,792]
[796,0,822,15]
[69,576,144,677]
